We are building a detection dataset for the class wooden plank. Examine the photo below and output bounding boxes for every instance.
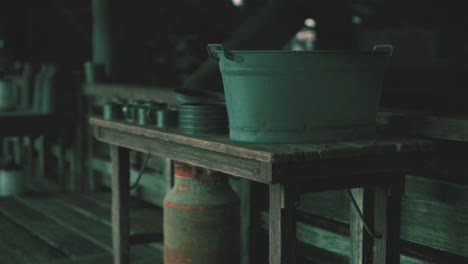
[83,83,176,104]
[373,180,404,264]
[349,188,374,264]
[89,156,167,206]
[0,198,105,257]
[0,215,66,263]
[401,198,468,257]
[92,140,167,174]
[48,244,163,264]
[405,175,468,207]
[65,192,163,235]
[110,146,130,264]
[269,184,283,264]
[298,190,349,223]
[297,175,468,258]
[269,184,297,264]
[230,178,252,264]
[49,254,112,264]
[260,211,350,257]
[90,117,433,163]
[15,195,114,251]
[377,109,468,142]
[95,125,271,183]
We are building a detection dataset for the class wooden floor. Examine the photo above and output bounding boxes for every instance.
[0,191,163,264]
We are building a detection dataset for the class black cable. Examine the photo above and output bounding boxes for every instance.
[346,189,382,239]
[130,154,151,190]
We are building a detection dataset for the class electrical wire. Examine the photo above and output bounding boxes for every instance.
[130,154,151,190]
[346,189,382,239]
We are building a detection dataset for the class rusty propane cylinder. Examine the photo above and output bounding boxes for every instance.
[163,161,240,264]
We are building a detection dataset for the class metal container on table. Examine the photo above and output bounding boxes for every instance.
[156,105,178,129]
[103,97,124,120]
[122,99,143,123]
[208,43,393,143]
[178,102,228,135]
[137,100,166,126]
[163,161,240,264]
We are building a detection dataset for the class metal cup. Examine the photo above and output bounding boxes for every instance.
[103,100,123,120]
[156,107,178,128]
[145,101,167,125]
[137,106,150,125]
[122,99,142,123]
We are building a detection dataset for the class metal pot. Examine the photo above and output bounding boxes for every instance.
[0,78,15,111]
[208,43,393,143]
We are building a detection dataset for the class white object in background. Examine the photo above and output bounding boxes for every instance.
[284,18,317,51]
[0,169,23,197]
[0,78,16,111]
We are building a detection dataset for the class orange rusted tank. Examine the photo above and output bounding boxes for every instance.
[163,161,240,264]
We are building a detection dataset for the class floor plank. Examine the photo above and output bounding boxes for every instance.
[0,192,163,263]
[0,198,105,257]
[0,215,66,264]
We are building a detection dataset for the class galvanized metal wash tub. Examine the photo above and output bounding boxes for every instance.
[208,44,393,143]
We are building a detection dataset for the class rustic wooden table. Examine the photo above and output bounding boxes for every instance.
[90,117,433,264]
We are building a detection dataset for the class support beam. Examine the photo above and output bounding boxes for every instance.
[110,145,130,264]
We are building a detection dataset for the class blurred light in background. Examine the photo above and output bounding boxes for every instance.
[232,0,244,7]
[352,16,362,25]
[304,18,316,28]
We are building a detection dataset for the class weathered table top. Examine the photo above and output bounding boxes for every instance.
[90,117,434,184]
[0,111,71,137]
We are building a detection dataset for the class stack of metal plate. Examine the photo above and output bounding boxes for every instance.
[178,103,228,135]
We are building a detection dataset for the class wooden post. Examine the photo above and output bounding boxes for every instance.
[92,0,111,76]
[269,183,297,264]
[110,145,130,264]
[349,188,374,264]
[373,176,404,264]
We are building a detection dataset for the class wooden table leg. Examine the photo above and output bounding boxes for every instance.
[349,187,374,264]
[373,176,405,264]
[110,145,130,264]
[269,183,297,264]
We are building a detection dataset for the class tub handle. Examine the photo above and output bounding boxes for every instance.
[207,44,244,63]
[373,44,394,56]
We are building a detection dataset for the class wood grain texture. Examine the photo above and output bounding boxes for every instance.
[83,83,176,104]
[261,211,350,257]
[230,178,252,264]
[298,175,468,258]
[349,188,374,264]
[95,125,271,183]
[269,184,283,264]
[373,180,404,264]
[0,199,105,257]
[110,146,130,264]
[90,117,433,163]
[0,215,66,264]
[269,184,297,264]
[377,109,468,142]
[15,195,114,251]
